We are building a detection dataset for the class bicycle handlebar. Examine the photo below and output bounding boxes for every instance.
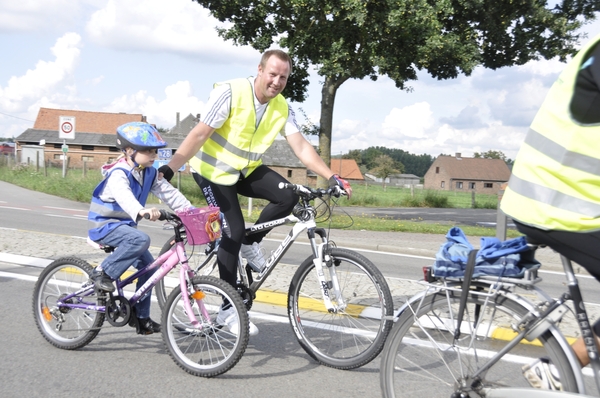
[142,210,172,221]
[278,182,346,199]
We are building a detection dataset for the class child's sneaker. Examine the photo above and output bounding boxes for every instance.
[216,306,259,336]
[522,357,562,390]
[89,269,115,292]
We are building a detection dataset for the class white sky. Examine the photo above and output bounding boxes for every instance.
[1,0,599,160]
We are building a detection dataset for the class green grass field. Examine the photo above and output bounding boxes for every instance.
[0,160,517,237]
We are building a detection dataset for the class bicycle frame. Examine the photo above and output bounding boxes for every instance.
[236,213,346,313]
[56,235,209,328]
[397,253,600,395]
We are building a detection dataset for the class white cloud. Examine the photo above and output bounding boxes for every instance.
[0,32,81,112]
[85,0,259,63]
[105,80,205,129]
[86,75,104,86]
[381,102,435,139]
[517,57,567,77]
[0,0,87,33]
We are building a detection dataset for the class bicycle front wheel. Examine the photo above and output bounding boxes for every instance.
[380,287,579,397]
[32,257,105,349]
[155,235,218,310]
[288,247,393,369]
[162,275,249,377]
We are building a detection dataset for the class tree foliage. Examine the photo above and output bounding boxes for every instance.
[371,154,401,189]
[192,0,599,185]
[474,149,513,165]
[343,146,434,177]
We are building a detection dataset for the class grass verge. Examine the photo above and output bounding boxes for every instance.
[0,163,519,238]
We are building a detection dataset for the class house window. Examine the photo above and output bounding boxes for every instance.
[82,156,94,162]
[107,157,117,164]
[53,144,62,149]
[81,145,94,151]
[441,181,445,188]
[484,183,493,188]
[53,154,63,160]
[469,182,475,189]
[287,170,292,178]
[456,182,463,189]
[435,167,439,174]
[109,147,120,152]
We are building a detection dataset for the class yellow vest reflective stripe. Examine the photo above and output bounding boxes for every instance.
[190,78,289,185]
[501,33,600,231]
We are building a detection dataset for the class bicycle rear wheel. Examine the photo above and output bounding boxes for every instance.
[155,235,218,310]
[162,275,249,377]
[379,287,579,397]
[32,257,105,349]
[288,247,393,369]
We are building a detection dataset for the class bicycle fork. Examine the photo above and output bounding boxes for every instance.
[311,241,347,313]
[176,245,211,329]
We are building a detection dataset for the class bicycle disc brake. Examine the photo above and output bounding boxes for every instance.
[236,283,255,311]
[105,295,132,327]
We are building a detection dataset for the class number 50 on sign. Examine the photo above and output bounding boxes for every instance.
[59,116,76,140]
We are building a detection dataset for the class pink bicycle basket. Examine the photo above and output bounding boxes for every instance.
[176,206,222,245]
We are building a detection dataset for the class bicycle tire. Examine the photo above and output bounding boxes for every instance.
[32,257,106,350]
[155,235,218,310]
[288,247,394,369]
[379,287,579,397]
[162,275,249,377]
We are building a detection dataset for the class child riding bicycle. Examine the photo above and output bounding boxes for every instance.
[87,122,192,335]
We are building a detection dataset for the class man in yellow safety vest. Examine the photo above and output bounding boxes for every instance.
[159,49,352,336]
[501,33,600,390]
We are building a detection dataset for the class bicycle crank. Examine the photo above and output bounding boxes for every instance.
[236,283,255,311]
[105,295,132,327]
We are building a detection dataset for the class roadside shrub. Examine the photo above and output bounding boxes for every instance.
[473,200,499,209]
[422,190,450,208]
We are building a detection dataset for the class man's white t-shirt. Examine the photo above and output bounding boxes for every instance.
[199,77,300,137]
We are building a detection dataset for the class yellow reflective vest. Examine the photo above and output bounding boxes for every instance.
[501,33,600,231]
[190,78,289,185]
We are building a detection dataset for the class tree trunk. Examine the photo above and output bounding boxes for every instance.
[317,75,347,188]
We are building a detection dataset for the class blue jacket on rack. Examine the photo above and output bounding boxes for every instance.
[432,227,539,278]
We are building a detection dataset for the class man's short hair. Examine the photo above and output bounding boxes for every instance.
[260,49,293,74]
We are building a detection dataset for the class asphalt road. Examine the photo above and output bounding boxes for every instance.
[1,181,599,397]
[337,206,514,227]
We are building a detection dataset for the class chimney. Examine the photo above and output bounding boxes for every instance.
[455,152,462,159]
[176,112,180,128]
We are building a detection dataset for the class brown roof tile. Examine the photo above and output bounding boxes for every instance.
[330,159,364,180]
[33,107,145,134]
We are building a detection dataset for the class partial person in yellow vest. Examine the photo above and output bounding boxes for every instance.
[159,49,352,337]
[500,33,600,390]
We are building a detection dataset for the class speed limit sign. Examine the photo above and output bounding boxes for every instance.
[59,116,76,140]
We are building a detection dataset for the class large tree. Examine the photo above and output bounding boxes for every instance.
[193,0,599,187]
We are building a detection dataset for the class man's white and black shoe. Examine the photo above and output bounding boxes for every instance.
[216,305,259,336]
[522,357,563,390]
[240,242,267,273]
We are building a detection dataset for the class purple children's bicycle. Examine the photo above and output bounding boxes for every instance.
[32,208,249,377]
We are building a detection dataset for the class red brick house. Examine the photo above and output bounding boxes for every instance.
[423,153,510,194]
[15,108,146,168]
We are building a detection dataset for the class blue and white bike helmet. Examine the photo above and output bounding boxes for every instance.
[116,122,168,151]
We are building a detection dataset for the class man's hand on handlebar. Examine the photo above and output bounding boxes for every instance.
[328,174,352,198]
